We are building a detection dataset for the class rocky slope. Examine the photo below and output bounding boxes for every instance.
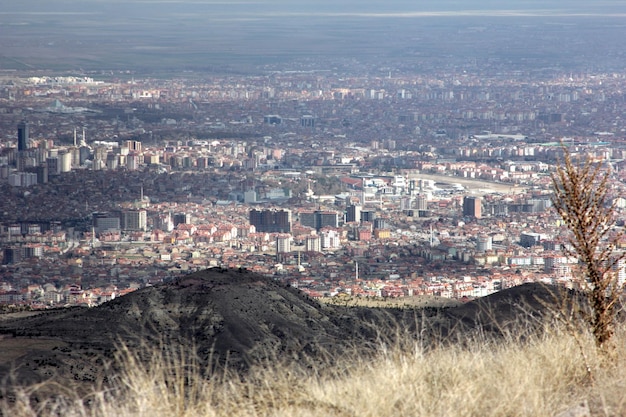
[0,268,571,388]
[0,268,415,385]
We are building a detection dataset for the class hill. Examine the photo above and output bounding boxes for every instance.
[0,268,571,389]
[0,268,414,386]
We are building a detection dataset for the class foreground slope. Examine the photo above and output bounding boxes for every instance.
[3,286,623,417]
[0,268,572,388]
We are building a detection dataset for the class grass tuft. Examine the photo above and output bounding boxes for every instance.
[4,322,626,416]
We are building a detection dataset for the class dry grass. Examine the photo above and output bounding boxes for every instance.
[5,323,626,417]
[319,295,462,309]
[0,338,67,365]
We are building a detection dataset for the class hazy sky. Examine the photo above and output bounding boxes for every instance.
[4,1,626,14]
[2,0,625,72]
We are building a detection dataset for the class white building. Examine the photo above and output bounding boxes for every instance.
[276,234,292,253]
[321,229,341,249]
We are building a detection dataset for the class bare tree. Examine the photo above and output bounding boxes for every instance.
[551,148,624,350]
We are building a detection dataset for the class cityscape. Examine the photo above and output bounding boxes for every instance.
[4,2,626,416]
[2,65,626,309]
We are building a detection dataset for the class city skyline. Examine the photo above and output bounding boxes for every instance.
[1,0,626,307]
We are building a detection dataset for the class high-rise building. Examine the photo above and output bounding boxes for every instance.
[346,204,361,223]
[2,247,21,265]
[476,235,493,252]
[416,195,428,211]
[126,140,142,152]
[360,210,377,223]
[154,213,174,232]
[79,146,91,166]
[126,152,141,170]
[58,151,72,173]
[70,147,81,168]
[299,211,317,229]
[8,172,37,187]
[463,196,482,219]
[46,157,60,176]
[36,162,48,184]
[106,153,119,170]
[317,211,339,229]
[264,115,282,125]
[121,210,147,231]
[17,122,29,151]
[300,115,316,128]
[249,209,292,233]
[93,212,121,234]
[276,234,292,253]
[321,229,341,249]
[299,210,340,231]
[305,235,322,252]
[374,218,390,230]
[173,213,191,226]
[273,209,292,233]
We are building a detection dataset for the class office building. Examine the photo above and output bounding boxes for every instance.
[317,211,339,229]
[17,122,29,151]
[93,212,121,234]
[463,196,482,219]
[249,209,292,233]
[173,213,191,226]
[121,210,147,231]
[299,211,317,229]
[346,204,361,223]
[2,247,21,265]
[360,210,377,223]
[299,210,340,231]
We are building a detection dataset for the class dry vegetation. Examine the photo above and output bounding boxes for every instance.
[551,149,625,351]
[4,319,626,417]
[319,294,462,309]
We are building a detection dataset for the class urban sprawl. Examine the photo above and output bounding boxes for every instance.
[2,68,626,308]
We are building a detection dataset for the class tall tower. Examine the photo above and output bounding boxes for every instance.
[18,121,29,151]
[346,204,361,224]
[463,196,482,219]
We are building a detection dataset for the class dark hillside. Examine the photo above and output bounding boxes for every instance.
[0,268,415,385]
[0,269,574,389]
